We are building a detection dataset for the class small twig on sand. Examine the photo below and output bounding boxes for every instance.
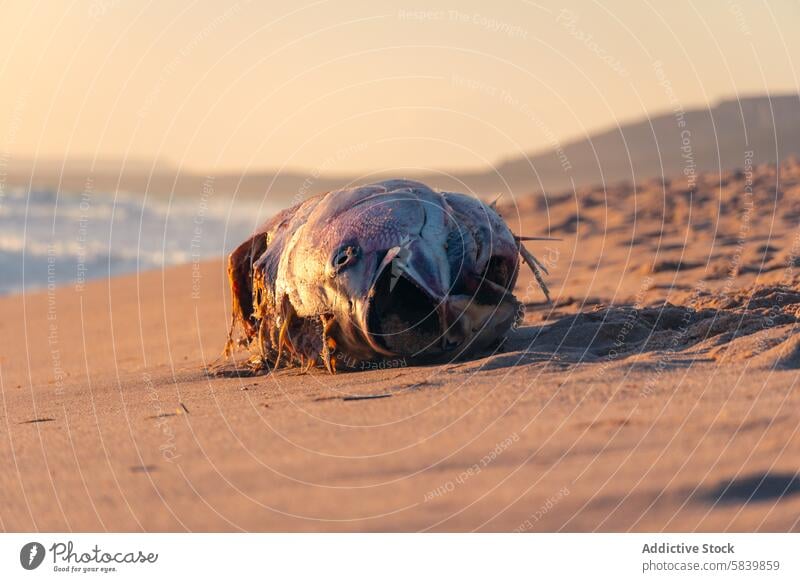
[19,417,56,424]
[342,394,392,401]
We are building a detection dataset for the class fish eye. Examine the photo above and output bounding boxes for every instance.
[332,245,358,272]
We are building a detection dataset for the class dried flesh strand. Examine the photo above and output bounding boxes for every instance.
[320,314,337,374]
[274,314,292,369]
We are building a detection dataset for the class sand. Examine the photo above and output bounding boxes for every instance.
[2,159,800,532]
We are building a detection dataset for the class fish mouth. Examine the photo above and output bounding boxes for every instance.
[360,244,519,360]
[364,263,448,358]
[363,249,454,357]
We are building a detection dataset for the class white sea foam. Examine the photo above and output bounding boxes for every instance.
[0,188,279,294]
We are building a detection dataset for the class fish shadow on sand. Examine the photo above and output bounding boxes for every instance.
[476,283,800,372]
[211,283,800,377]
[699,472,800,505]
[477,304,705,372]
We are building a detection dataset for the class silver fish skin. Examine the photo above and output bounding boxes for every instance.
[227,179,541,372]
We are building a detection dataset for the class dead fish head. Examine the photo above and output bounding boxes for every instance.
[228,179,547,372]
[293,183,520,361]
[302,185,455,359]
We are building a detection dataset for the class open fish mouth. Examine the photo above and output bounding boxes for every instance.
[365,264,448,358]
[362,244,524,359]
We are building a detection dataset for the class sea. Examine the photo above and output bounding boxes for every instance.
[0,187,280,295]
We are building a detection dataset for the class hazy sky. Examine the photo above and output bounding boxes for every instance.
[1,0,798,174]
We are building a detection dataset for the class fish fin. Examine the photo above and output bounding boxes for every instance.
[518,244,552,303]
[530,253,550,275]
[489,193,503,209]
[513,234,562,242]
[227,232,270,342]
[274,317,289,369]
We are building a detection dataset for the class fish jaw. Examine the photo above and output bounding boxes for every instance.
[358,233,518,360]
[355,237,443,357]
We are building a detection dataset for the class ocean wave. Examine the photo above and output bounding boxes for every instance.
[0,188,278,295]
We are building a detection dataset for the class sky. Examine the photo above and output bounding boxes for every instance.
[1,0,798,174]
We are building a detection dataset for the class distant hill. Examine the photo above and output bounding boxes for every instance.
[6,95,799,202]
[468,94,800,195]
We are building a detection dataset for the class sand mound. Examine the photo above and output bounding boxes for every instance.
[501,282,800,369]
[747,331,800,369]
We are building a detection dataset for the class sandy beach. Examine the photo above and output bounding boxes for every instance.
[2,159,800,532]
